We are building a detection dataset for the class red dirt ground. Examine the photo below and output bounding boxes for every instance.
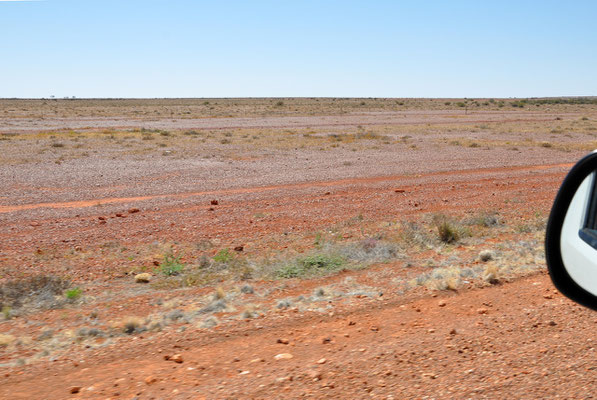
[1,102,596,399]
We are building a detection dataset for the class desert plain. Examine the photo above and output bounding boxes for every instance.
[0,98,596,399]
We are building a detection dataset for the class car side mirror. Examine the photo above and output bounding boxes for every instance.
[546,151,597,311]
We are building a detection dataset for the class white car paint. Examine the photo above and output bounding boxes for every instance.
[560,172,597,296]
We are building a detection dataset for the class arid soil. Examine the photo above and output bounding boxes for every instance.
[1,98,596,399]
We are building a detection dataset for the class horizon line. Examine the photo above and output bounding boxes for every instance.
[2,96,597,100]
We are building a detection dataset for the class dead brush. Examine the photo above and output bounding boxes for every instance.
[0,275,71,311]
[483,264,501,285]
[0,334,15,348]
[115,316,146,334]
[431,214,471,244]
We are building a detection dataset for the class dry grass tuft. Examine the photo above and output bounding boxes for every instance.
[483,264,502,285]
[0,333,15,347]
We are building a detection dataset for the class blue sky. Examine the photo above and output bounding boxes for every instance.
[1,0,596,98]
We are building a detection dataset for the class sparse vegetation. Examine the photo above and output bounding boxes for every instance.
[437,220,459,243]
[213,248,234,263]
[0,275,71,312]
[157,253,185,276]
[276,254,345,278]
[65,287,82,301]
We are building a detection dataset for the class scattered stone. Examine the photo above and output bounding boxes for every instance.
[98,216,106,221]
[548,320,557,326]
[317,358,327,364]
[134,273,151,283]
[115,213,125,218]
[479,250,495,262]
[438,300,447,307]
[69,386,82,394]
[239,370,250,375]
[234,246,244,252]
[210,199,219,205]
[477,308,488,315]
[276,376,293,383]
[166,354,183,363]
[30,221,40,227]
[145,376,157,385]
[307,370,322,380]
[321,337,332,344]
[128,208,140,214]
[394,189,406,193]
[274,353,293,360]
[449,328,457,335]
[277,338,290,345]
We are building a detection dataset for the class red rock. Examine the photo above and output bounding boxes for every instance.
[210,199,219,205]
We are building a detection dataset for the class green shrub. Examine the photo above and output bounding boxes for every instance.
[276,254,345,278]
[157,254,185,276]
[213,248,233,263]
[65,287,82,301]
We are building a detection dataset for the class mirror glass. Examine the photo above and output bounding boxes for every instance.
[560,171,597,296]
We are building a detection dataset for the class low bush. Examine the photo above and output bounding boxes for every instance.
[0,275,71,311]
[157,254,185,276]
[276,254,345,278]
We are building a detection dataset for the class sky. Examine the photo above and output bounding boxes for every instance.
[1,0,596,98]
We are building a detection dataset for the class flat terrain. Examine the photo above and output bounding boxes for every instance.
[1,98,596,398]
